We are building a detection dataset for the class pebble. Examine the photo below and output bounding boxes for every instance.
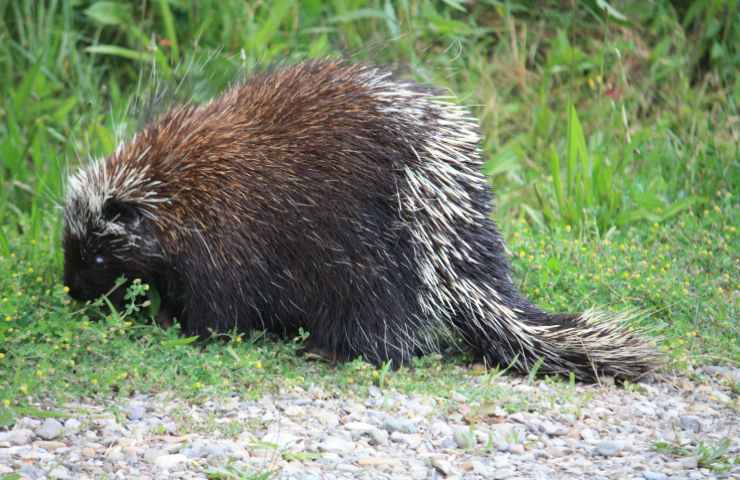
[34,440,66,450]
[36,418,64,440]
[643,472,668,480]
[0,428,34,445]
[126,403,146,421]
[508,443,525,454]
[48,466,72,479]
[383,416,418,434]
[319,436,354,453]
[262,430,301,448]
[595,440,625,457]
[19,464,45,479]
[0,375,736,479]
[153,453,188,469]
[679,415,702,433]
[367,428,389,446]
[431,457,455,476]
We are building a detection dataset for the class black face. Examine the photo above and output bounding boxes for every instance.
[63,198,166,307]
[62,232,140,306]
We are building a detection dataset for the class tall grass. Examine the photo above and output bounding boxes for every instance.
[1,1,736,239]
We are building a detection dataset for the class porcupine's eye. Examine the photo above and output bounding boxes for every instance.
[93,254,106,267]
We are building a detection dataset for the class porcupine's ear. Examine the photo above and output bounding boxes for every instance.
[101,198,163,260]
[102,199,141,226]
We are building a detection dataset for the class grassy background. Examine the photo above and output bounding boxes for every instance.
[0,0,737,416]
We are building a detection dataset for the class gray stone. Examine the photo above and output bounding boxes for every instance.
[318,436,354,454]
[153,453,188,469]
[431,457,455,476]
[0,428,33,445]
[126,404,146,421]
[491,468,518,479]
[389,431,422,448]
[19,464,45,480]
[64,418,81,434]
[595,440,624,457]
[643,472,668,480]
[470,461,497,477]
[367,428,388,446]
[262,430,300,448]
[344,421,374,433]
[36,418,64,440]
[429,421,452,438]
[283,405,304,417]
[382,417,417,434]
[48,466,73,480]
[181,439,247,460]
[508,443,525,454]
[440,436,457,449]
[679,415,702,433]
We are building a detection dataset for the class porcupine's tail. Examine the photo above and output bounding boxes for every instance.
[462,301,660,381]
[381,79,660,382]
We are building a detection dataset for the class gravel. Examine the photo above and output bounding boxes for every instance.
[0,369,738,479]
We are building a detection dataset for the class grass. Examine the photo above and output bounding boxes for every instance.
[654,437,740,474]
[0,0,738,417]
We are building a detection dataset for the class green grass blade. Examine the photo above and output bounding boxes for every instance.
[157,0,179,63]
[85,45,154,62]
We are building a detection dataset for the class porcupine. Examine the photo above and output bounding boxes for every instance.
[62,60,657,381]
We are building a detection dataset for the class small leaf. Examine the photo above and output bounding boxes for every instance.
[595,0,628,22]
[84,1,132,26]
[160,336,199,347]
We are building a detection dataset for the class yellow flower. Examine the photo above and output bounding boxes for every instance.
[4,316,11,322]
[254,361,263,369]
[0,352,5,360]
[63,286,70,294]
[2,399,10,407]
[19,384,28,394]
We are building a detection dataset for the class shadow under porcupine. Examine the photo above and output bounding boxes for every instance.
[62,60,659,382]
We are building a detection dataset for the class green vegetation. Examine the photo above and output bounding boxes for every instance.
[0,0,737,416]
[654,437,740,474]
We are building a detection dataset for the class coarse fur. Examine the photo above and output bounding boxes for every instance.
[63,60,658,381]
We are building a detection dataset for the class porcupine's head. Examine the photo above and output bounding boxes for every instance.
[62,154,167,306]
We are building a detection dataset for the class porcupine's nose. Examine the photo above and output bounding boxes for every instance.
[65,283,84,301]
[63,273,86,301]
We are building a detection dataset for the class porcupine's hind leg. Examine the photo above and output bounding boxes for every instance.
[302,253,435,367]
[295,217,438,368]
